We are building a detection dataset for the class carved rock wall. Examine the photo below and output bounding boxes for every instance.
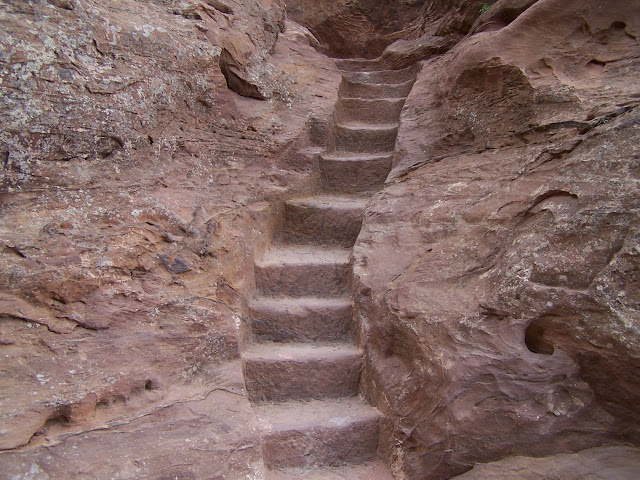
[0,0,340,476]
[285,0,484,59]
[354,0,640,478]
[1,0,639,478]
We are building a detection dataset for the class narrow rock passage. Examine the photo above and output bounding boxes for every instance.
[243,59,418,479]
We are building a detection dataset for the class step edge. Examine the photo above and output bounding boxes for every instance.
[284,196,369,209]
[249,295,353,308]
[243,342,362,361]
[335,122,399,130]
[320,153,394,161]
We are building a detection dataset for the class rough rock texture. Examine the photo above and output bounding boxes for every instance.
[200,0,287,99]
[451,445,640,480]
[0,0,339,476]
[354,0,640,479]
[2,0,640,478]
[285,0,483,59]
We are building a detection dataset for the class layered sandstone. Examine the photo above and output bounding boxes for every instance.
[354,0,640,478]
[1,0,639,479]
[0,0,339,477]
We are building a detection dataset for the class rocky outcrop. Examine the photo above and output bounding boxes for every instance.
[199,0,287,99]
[355,0,640,478]
[451,445,640,480]
[1,0,639,478]
[285,0,484,59]
[0,0,339,476]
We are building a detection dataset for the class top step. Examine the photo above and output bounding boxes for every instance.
[340,65,418,85]
[333,58,388,71]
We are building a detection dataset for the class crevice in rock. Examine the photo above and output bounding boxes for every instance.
[525,319,555,355]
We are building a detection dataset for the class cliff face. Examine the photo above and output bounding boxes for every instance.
[1,0,639,479]
[0,0,339,477]
[354,0,640,478]
[285,0,481,58]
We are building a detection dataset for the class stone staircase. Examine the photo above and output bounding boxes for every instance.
[242,59,418,479]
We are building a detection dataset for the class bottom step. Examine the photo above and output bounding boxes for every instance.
[256,397,380,469]
[265,460,395,480]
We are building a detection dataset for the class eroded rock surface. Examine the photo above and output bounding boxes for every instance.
[354,0,640,479]
[285,0,483,59]
[1,0,639,478]
[451,446,640,480]
[0,0,339,476]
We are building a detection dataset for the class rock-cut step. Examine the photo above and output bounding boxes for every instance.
[254,246,351,297]
[279,195,368,248]
[339,64,418,85]
[247,296,353,343]
[333,123,399,154]
[265,460,395,480]
[333,57,381,71]
[256,397,381,469]
[243,342,362,403]
[339,78,414,100]
[335,98,406,125]
[319,153,393,194]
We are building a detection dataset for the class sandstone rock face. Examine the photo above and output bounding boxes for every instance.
[354,0,640,478]
[451,446,640,480]
[0,0,339,476]
[1,0,639,478]
[285,0,482,59]
[200,0,287,99]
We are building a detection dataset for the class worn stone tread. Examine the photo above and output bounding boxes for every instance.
[319,153,393,194]
[320,152,395,162]
[335,122,399,131]
[256,397,381,468]
[249,295,352,314]
[257,245,351,267]
[336,98,406,125]
[332,123,399,154]
[333,57,389,71]
[339,66,418,84]
[254,245,351,297]
[255,397,379,431]
[339,78,414,99]
[265,460,395,480]
[247,295,353,343]
[286,195,368,210]
[280,196,368,246]
[244,341,361,363]
[340,96,408,102]
[243,342,362,402]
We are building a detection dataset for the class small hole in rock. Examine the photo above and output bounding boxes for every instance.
[588,59,606,67]
[525,321,554,355]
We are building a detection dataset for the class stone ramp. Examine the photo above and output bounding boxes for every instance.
[243,57,417,478]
